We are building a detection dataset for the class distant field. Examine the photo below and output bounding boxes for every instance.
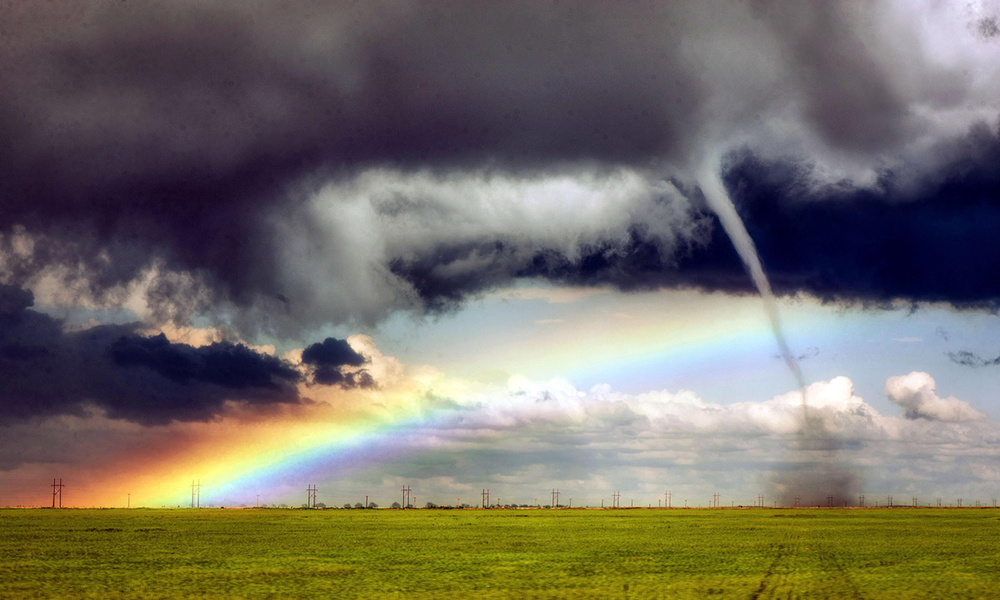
[1,508,998,599]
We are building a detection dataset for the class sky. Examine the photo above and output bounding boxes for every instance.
[2,0,1000,509]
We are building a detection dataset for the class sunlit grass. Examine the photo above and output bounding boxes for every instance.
[1,508,998,599]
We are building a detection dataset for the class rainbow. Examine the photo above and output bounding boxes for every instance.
[134,312,825,507]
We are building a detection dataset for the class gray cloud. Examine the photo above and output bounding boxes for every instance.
[947,350,1000,367]
[2,1,1000,340]
[0,284,306,425]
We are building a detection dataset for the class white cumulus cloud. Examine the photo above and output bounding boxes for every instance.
[885,371,986,422]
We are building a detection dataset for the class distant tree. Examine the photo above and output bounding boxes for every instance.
[425,502,437,509]
[344,503,352,509]
[391,502,402,509]
[316,502,326,508]
[368,502,378,509]
[354,502,364,509]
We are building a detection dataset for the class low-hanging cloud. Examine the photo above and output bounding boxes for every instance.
[0,284,315,425]
[301,337,375,388]
[3,1,1000,339]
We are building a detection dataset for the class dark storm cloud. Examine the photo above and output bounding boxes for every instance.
[301,337,374,388]
[111,333,300,389]
[1,1,998,335]
[380,119,1000,307]
[0,1,704,325]
[717,128,1000,307]
[0,285,304,425]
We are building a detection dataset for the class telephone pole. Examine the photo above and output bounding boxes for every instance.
[402,485,412,509]
[713,492,720,508]
[307,484,317,508]
[51,478,64,508]
[612,491,620,508]
[666,490,672,508]
[551,489,559,508]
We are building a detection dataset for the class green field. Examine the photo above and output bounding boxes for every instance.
[1,508,998,599]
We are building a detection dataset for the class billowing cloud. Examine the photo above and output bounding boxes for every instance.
[885,371,986,422]
[252,373,997,507]
[2,1,1000,339]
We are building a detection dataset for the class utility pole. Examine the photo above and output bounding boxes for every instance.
[51,478,64,508]
[127,493,130,509]
[482,489,490,509]
[794,495,800,508]
[402,485,412,509]
[666,490,672,508]
[307,484,317,509]
[612,491,620,509]
[757,494,765,508]
[827,495,833,508]
[713,492,720,508]
[191,480,201,508]
[551,489,559,508]
[858,494,865,508]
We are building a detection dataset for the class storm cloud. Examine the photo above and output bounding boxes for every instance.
[301,337,375,388]
[0,285,304,424]
[2,1,1000,338]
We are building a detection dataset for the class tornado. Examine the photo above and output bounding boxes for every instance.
[696,160,806,397]
[697,158,860,507]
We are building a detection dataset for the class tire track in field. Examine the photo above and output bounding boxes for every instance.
[748,543,787,600]
[749,538,864,600]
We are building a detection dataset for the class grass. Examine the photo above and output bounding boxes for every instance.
[1,507,999,599]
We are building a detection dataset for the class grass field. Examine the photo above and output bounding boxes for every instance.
[1,507,998,599]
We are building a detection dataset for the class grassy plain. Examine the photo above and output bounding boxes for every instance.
[1,507,998,599]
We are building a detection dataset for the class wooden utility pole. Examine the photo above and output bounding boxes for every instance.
[51,478,64,508]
